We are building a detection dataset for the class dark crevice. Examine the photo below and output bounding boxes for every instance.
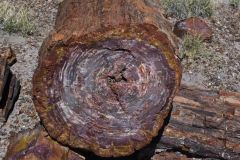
[103,47,136,59]
[0,63,10,105]
[119,67,127,82]
[107,76,117,83]
[5,79,21,121]
[0,72,11,110]
[107,67,127,83]
[103,47,132,54]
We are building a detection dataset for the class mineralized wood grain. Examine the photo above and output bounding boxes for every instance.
[158,85,240,160]
[32,0,181,157]
[0,58,20,123]
[4,127,85,160]
[151,152,190,160]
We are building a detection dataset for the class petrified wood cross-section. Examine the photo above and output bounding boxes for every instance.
[32,0,181,157]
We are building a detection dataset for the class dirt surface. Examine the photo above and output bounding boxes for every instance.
[0,0,239,159]
[181,4,240,91]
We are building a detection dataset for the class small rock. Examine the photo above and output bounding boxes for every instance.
[174,17,213,40]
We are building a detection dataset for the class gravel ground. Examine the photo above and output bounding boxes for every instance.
[181,5,240,91]
[0,0,239,159]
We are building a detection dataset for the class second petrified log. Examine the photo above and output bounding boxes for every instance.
[0,53,20,123]
[158,85,240,160]
[32,0,181,157]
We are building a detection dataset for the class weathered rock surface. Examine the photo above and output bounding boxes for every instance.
[174,17,213,40]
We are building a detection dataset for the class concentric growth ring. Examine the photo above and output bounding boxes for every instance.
[33,38,178,157]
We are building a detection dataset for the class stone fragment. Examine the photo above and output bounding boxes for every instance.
[174,17,213,40]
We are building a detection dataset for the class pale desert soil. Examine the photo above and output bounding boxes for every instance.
[181,4,240,91]
[0,0,239,159]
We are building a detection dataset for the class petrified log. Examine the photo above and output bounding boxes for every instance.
[4,126,85,160]
[158,85,240,160]
[32,0,181,157]
[0,58,20,123]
